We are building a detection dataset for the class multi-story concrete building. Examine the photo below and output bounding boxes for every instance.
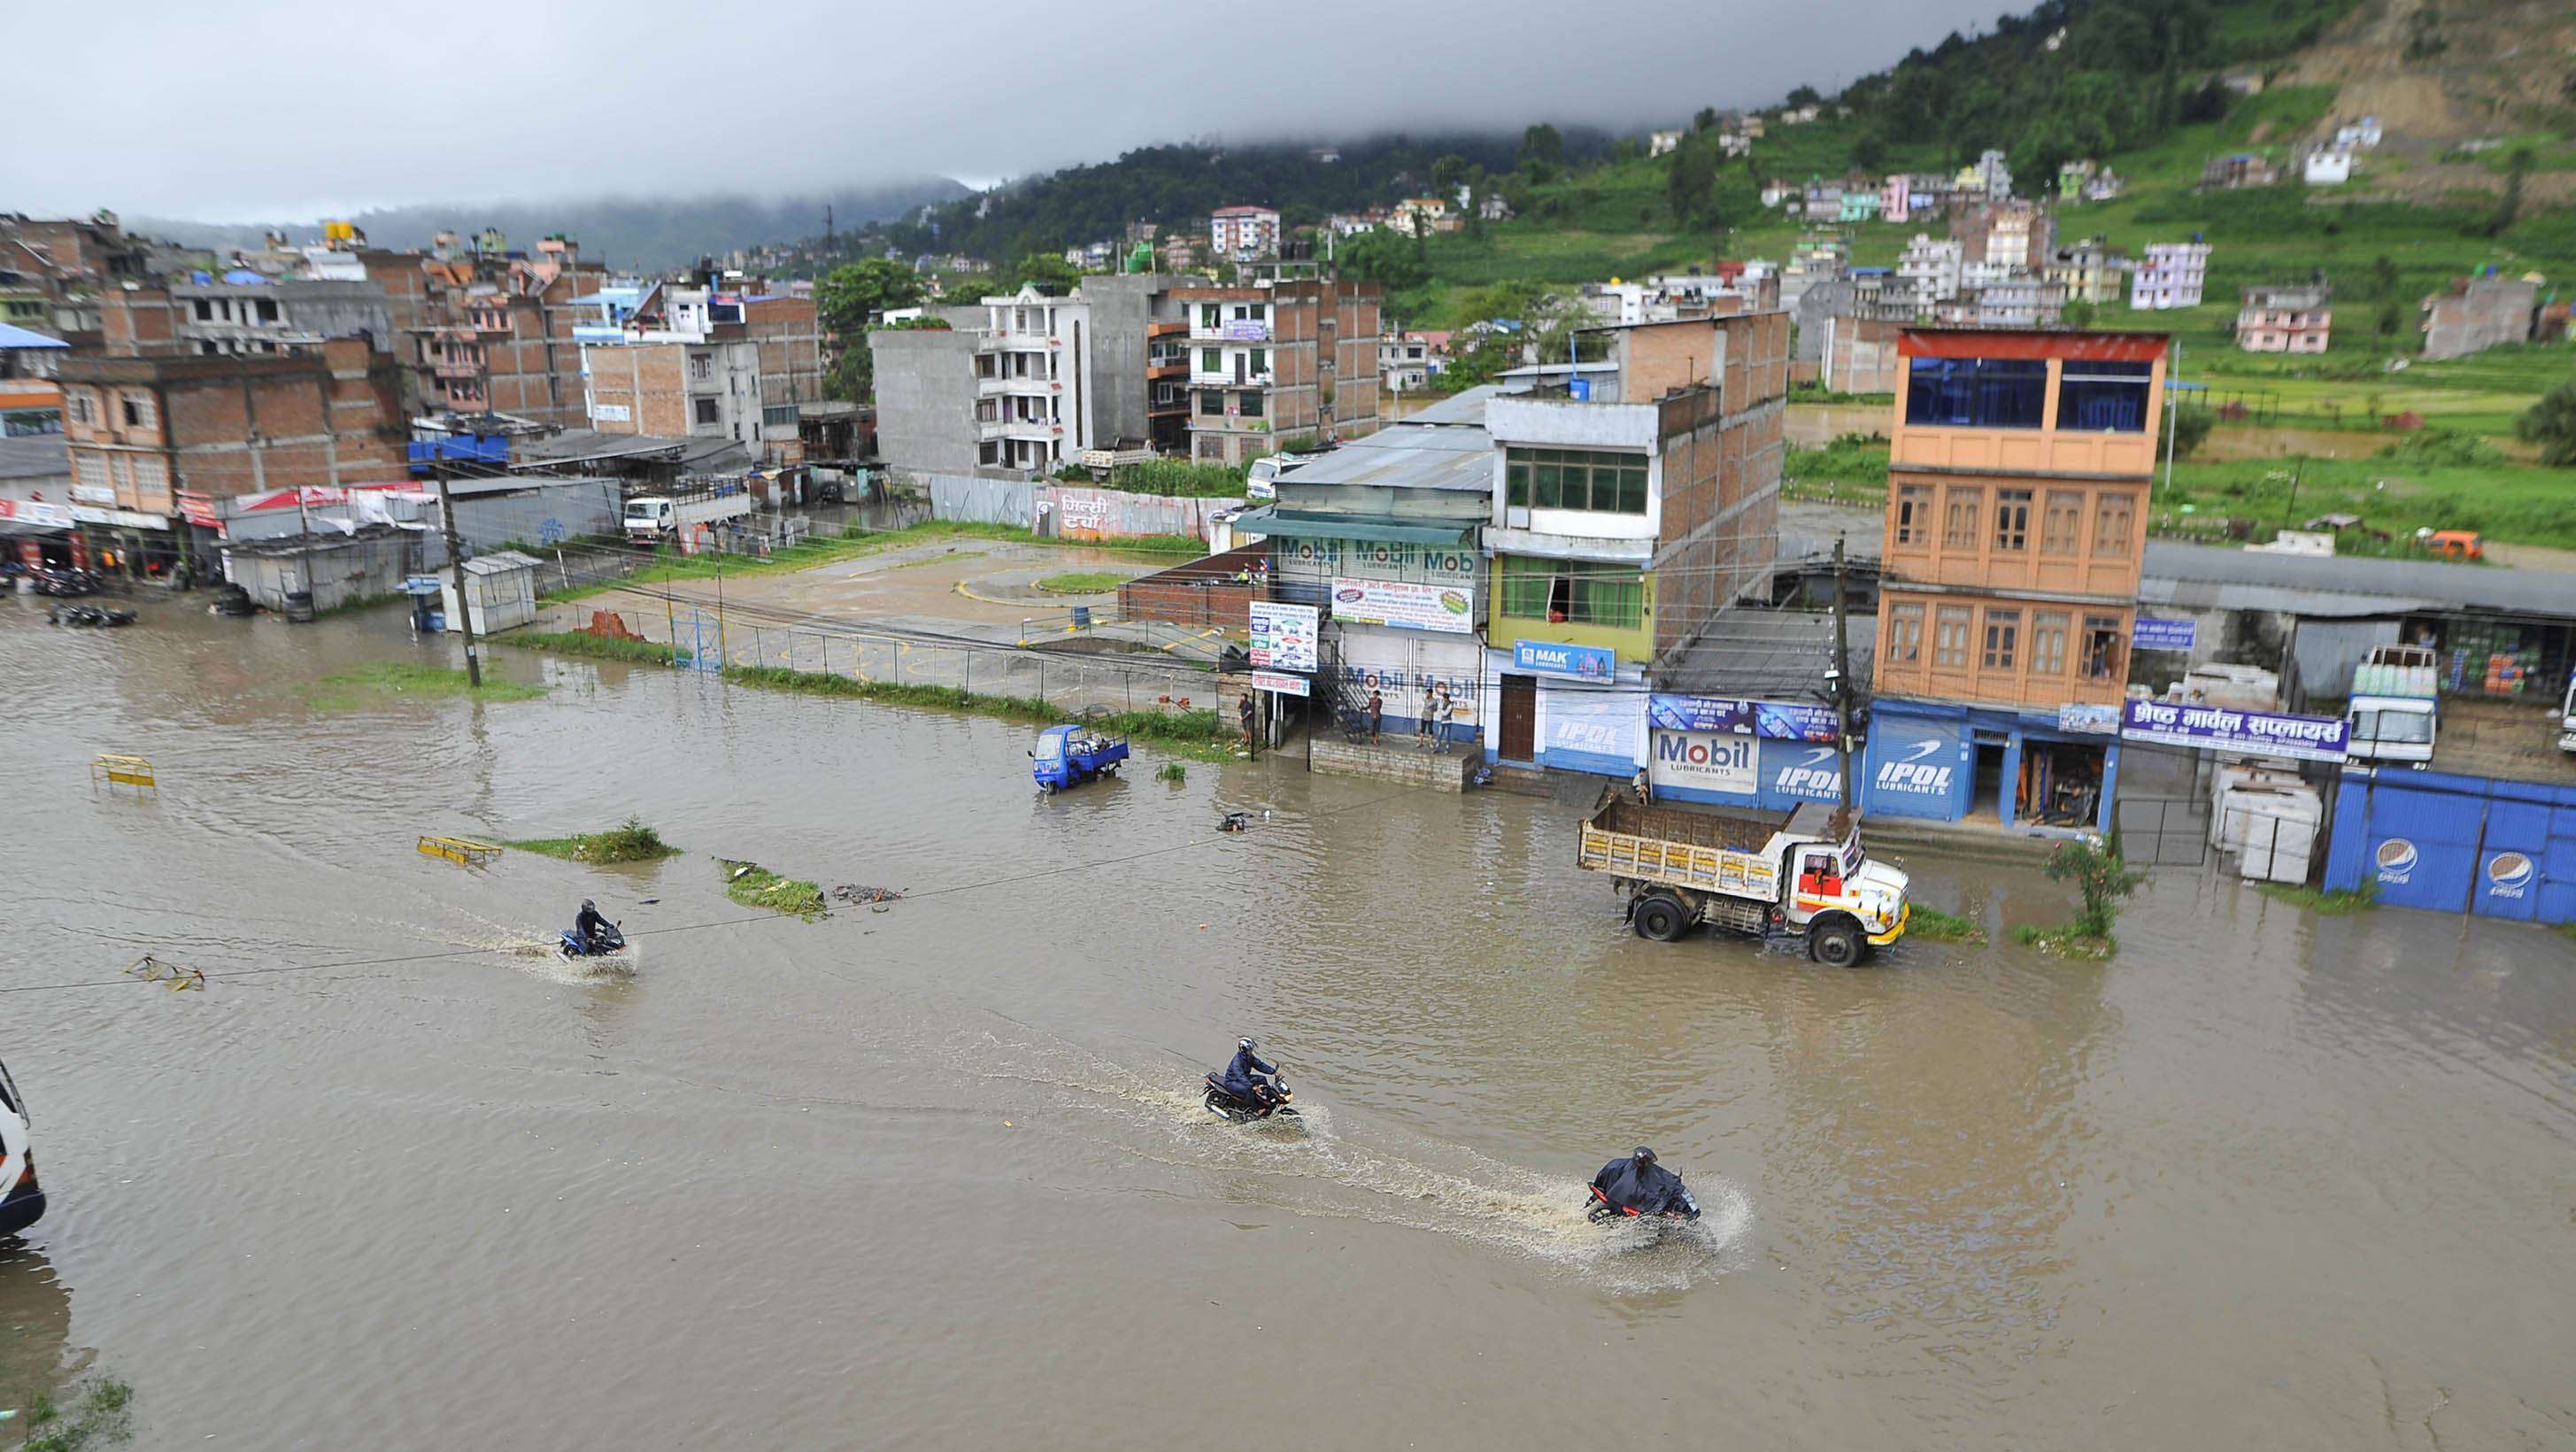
[967,286,1096,475]
[1478,313,1787,776]
[2237,285,2332,353]
[361,236,604,425]
[1961,201,2053,272]
[1897,235,1964,306]
[2045,237,2129,305]
[1867,327,2167,833]
[2421,273,2541,360]
[2130,242,2210,310]
[101,278,394,361]
[1171,278,1381,468]
[2302,147,2353,185]
[1973,149,2014,200]
[1209,206,1281,262]
[58,339,406,574]
[576,278,823,459]
[1820,314,1901,393]
[1878,174,1914,225]
[2199,152,2278,190]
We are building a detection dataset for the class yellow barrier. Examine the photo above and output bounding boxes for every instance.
[417,835,504,869]
[91,753,157,793]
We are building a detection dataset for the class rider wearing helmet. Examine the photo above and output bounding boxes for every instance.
[1221,1037,1280,1109]
[1593,1146,1692,1217]
[574,899,612,954]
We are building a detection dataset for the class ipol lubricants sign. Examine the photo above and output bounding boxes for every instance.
[1872,736,1955,798]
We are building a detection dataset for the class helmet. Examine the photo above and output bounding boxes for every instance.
[1238,1037,1258,1052]
[582,900,597,913]
[1632,1146,1657,1166]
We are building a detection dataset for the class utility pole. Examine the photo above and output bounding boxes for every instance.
[435,457,482,687]
[2161,337,2181,501]
[1830,534,1854,815]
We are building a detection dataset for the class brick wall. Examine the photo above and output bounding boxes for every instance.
[1116,544,1266,630]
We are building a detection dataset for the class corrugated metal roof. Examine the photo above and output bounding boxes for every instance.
[1272,420,1493,494]
[1400,386,1496,426]
[2142,542,2576,618]
[0,321,68,350]
[1660,607,1876,700]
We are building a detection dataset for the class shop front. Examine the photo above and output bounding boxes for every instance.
[1482,641,1648,777]
[1862,698,2121,834]
[72,505,187,583]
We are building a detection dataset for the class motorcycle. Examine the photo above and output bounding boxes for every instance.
[1202,1071,1298,1123]
[1585,1181,1701,1225]
[559,922,628,959]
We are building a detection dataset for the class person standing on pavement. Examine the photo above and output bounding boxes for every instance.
[1367,687,1384,742]
[1238,691,1257,747]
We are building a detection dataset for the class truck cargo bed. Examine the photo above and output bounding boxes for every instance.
[1584,794,1785,852]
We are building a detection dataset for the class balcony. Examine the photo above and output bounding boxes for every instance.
[1191,319,1271,344]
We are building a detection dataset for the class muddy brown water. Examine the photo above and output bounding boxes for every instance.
[4,593,2573,1448]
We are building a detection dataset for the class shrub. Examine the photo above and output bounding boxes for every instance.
[2043,838,2146,938]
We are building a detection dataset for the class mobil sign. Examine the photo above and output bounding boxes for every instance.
[1759,738,1842,808]
[1863,714,1970,821]
[1649,730,1756,799]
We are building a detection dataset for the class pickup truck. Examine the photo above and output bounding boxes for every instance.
[2346,643,2439,768]
[623,490,753,548]
[1577,788,1911,966]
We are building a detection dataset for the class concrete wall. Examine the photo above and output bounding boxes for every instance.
[1820,315,1901,393]
[1076,274,1161,447]
[871,328,983,476]
[2421,278,2539,361]
[220,531,420,610]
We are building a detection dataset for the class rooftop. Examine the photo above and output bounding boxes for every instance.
[1660,606,1876,701]
[1263,416,1494,497]
[2140,542,2576,621]
[0,321,68,350]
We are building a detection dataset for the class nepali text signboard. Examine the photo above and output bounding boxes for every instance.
[1753,701,1839,743]
[1247,600,1318,673]
[1250,670,1309,697]
[2120,699,2349,762]
[1330,575,1475,634]
[2133,617,2198,653]
[1513,639,1616,681]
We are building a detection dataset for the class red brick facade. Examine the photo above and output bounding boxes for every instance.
[58,338,406,511]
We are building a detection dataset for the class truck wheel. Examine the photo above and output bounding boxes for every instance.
[1633,894,1690,943]
[1809,920,1864,968]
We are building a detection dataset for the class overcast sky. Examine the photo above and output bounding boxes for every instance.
[19,0,2003,221]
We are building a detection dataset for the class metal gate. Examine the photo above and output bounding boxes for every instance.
[2116,795,2209,867]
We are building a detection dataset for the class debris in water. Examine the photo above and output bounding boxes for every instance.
[830,884,906,906]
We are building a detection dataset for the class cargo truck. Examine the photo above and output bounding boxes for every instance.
[2345,644,2439,768]
[623,489,753,547]
[1576,788,1911,966]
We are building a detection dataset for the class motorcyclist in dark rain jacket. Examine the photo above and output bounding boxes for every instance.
[573,899,613,954]
[1222,1037,1280,1108]
[1593,1146,1696,1218]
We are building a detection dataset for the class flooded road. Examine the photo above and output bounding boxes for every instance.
[5,593,2573,1448]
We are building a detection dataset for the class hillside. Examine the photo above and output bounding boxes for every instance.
[129,177,968,272]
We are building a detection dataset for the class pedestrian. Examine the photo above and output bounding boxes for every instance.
[1432,684,1456,753]
[1238,691,1256,746]
[1415,684,1438,751]
[1367,687,1384,743]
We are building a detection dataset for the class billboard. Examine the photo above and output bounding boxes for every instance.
[1647,695,1750,734]
[1247,600,1317,672]
[2133,617,2198,653]
[1513,639,1616,680]
[1330,576,1476,634]
[2120,699,2349,762]
[1542,691,1645,776]
[1649,730,1757,798]
[1753,701,1839,743]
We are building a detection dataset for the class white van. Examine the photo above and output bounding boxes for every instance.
[0,1056,42,1237]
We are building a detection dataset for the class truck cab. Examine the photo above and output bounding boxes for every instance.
[2346,644,2440,768]
[0,1055,42,1238]
[622,497,675,543]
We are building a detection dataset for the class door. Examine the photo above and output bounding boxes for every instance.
[1500,675,1538,761]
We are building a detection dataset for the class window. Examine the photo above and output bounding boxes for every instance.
[192,297,213,321]
[120,392,154,429]
[2056,359,2152,432]
[1893,484,1932,545]
[2080,614,2125,682]
[978,442,999,466]
[1905,355,2048,428]
[1503,447,1647,514]
[1981,608,2020,670]
[65,389,94,427]
[1238,391,1263,418]
[1885,603,1924,663]
[255,298,279,324]
[2041,490,2084,555]
[2032,612,2069,676]
[1994,489,2032,552]
[1200,347,1221,375]
[73,453,108,495]
[1248,348,1269,377]
[1499,557,1643,629]
[2351,707,2434,745]
[693,398,720,425]
[1199,304,1220,328]
[1933,606,1972,668]
[690,354,713,382]
[2094,491,2134,555]
[1198,390,1223,416]
[1942,487,1982,549]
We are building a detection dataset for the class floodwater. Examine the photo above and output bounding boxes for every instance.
[5,593,2574,1449]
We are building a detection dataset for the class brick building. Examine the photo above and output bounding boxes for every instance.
[575,282,823,462]
[57,339,406,573]
[1170,278,1382,467]
[2237,284,2331,353]
[360,236,604,424]
[1864,328,2166,834]
[2420,273,2539,360]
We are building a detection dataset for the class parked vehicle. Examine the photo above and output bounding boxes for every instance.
[1245,452,1321,500]
[1576,787,1911,966]
[2346,644,2440,768]
[623,489,752,546]
[1076,444,1156,480]
[1029,724,1129,792]
[2419,529,2484,561]
[2557,673,2576,756]
[1,1055,44,1238]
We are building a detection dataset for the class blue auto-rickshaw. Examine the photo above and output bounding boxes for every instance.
[1031,723,1130,792]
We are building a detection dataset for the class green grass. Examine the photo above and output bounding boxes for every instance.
[719,858,824,917]
[510,631,683,665]
[2254,882,2378,915]
[305,661,545,710]
[505,816,681,865]
[1907,905,1987,944]
[1033,571,1128,595]
[1784,435,1892,505]
[316,589,405,618]
[2011,923,2117,959]
[721,664,1244,762]
[1156,761,1188,783]
[19,1376,135,1452]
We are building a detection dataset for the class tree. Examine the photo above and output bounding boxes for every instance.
[2160,405,2213,461]
[2376,297,2404,339]
[1665,142,1720,228]
[1014,251,1083,292]
[1430,153,1470,197]
[2371,253,2401,300]
[1853,128,1890,172]
[1693,106,1718,134]
[1785,84,1823,109]
[2043,838,2146,939]
[2062,297,2100,329]
[814,259,927,401]
[1518,123,1565,182]
[2515,375,2576,467]
[1338,228,1430,296]
[2481,148,2530,237]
